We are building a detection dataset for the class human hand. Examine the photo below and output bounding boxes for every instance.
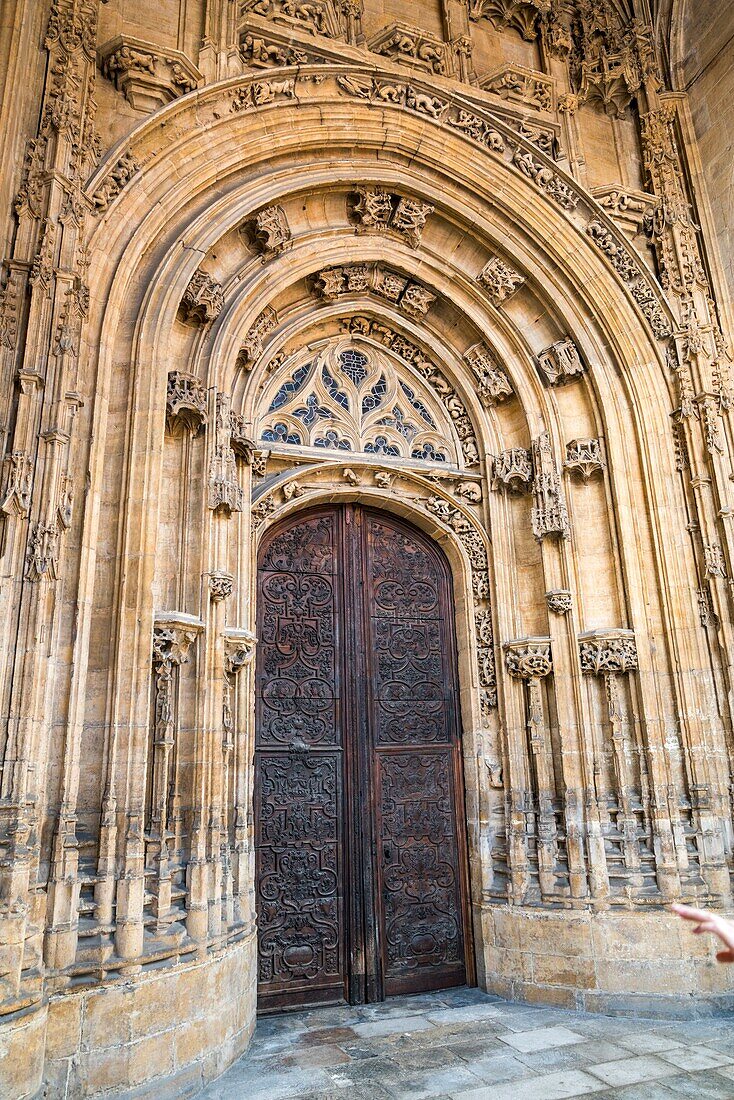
[671,903,734,962]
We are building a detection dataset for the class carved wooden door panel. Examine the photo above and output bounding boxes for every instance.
[255,506,472,1011]
[364,515,470,995]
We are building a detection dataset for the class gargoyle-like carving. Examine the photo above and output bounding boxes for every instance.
[536,337,585,386]
[493,448,533,492]
[239,307,278,368]
[166,371,207,433]
[477,256,525,304]
[579,630,638,676]
[368,22,451,76]
[180,271,225,324]
[531,432,570,539]
[481,64,553,112]
[565,438,605,481]
[464,343,513,407]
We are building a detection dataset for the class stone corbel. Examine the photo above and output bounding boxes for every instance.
[180,271,224,325]
[480,63,554,112]
[564,438,605,481]
[492,448,533,492]
[98,36,202,112]
[536,337,585,386]
[245,205,292,258]
[166,371,207,434]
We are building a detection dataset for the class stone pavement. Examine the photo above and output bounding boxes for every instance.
[199,986,734,1100]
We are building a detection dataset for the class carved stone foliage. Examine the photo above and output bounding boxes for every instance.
[546,590,572,615]
[536,337,585,386]
[531,432,570,540]
[350,188,434,249]
[579,630,638,676]
[480,64,553,112]
[492,448,533,493]
[257,339,461,465]
[314,264,435,317]
[180,271,225,325]
[477,256,525,305]
[90,151,140,214]
[209,393,244,515]
[342,317,480,467]
[504,638,553,680]
[565,438,605,481]
[464,343,513,407]
[368,22,452,76]
[98,36,201,111]
[209,571,234,601]
[239,307,278,369]
[166,371,207,434]
[245,205,292,257]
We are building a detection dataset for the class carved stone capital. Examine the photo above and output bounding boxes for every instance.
[504,638,553,680]
[209,572,234,601]
[579,630,638,676]
[546,590,572,615]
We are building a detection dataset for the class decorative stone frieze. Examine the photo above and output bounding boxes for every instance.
[536,337,585,386]
[239,0,358,40]
[531,431,570,540]
[239,33,309,68]
[512,149,579,210]
[368,22,451,76]
[314,263,436,317]
[166,372,207,436]
[464,343,513,407]
[98,36,201,112]
[579,629,638,676]
[238,306,278,369]
[350,187,434,248]
[180,271,225,324]
[476,256,525,305]
[246,205,292,257]
[480,64,554,112]
[492,448,533,492]
[546,590,572,615]
[564,438,605,481]
[90,151,140,214]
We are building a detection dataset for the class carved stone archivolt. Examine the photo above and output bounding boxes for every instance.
[313,263,436,317]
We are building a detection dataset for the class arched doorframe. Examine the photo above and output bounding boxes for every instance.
[250,478,493,1004]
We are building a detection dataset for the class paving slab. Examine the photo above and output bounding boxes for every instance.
[498,1025,587,1053]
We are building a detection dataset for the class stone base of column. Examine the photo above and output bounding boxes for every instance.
[478,903,734,1017]
[0,930,257,1098]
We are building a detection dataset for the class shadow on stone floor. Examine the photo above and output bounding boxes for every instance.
[199,986,734,1100]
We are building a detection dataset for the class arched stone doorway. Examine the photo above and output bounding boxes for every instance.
[254,504,475,1010]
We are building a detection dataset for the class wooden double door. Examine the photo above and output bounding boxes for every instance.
[254,505,473,1011]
